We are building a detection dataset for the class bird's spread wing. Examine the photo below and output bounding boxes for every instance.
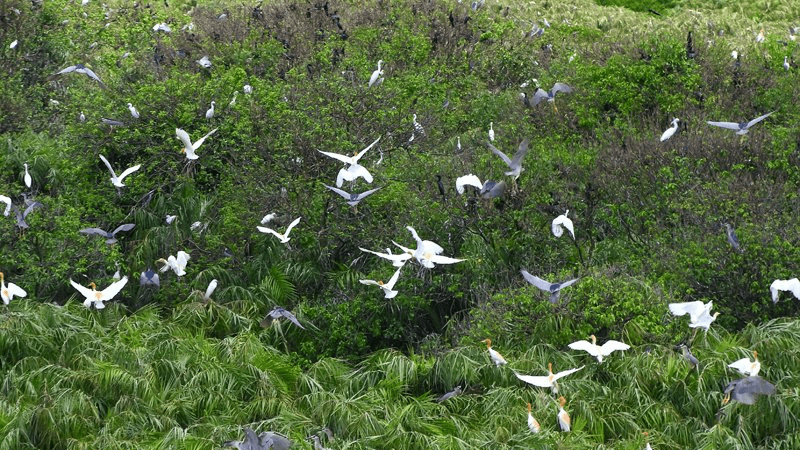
[57,65,78,75]
[111,223,135,236]
[7,282,27,298]
[284,217,302,237]
[456,174,483,194]
[359,279,380,287]
[69,279,94,300]
[324,184,352,200]
[80,227,109,237]
[117,164,141,181]
[551,82,573,95]
[511,139,530,167]
[428,254,464,265]
[175,128,194,151]
[514,371,553,387]
[746,111,775,128]
[194,128,218,149]
[98,154,117,178]
[706,121,742,131]
[0,195,10,216]
[487,142,512,167]
[392,240,415,255]
[317,150,352,164]
[520,270,553,292]
[356,187,382,200]
[272,308,305,329]
[100,276,128,301]
[176,251,191,266]
[360,247,411,264]
[353,136,381,163]
[385,266,402,289]
[599,340,630,354]
[728,358,754,374]
[553,365,584,381]
[532,88,550,105]
[257,226,283,239]
[568,340,598,355]
[23,202,42,218]
[555,278,579,290]
[668,301,705,317]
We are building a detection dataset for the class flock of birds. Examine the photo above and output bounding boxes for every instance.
[4,8,797,448]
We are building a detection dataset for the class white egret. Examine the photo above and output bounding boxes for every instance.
[157,251,191,276]
[0,195,11,216]
[660,118,679,141]
[723,376,775,405]
[70,276,128,309]
[527,403,541,433]
[456,174,485,194]
[723,223,743,253]
[79,111,86,122]
[557,396,571,432]
[10,39,18,49]
[243,84,253,94]
[359,266,402,298]
[1,272,27,305]
[205,101,215,119]
[770,278,800,303]
[318,137,380,166]
[127,103,139,118]
[369,60,384,87]
[405,225,460,268]
[55,63,107,88]
[707,111,775,135]
[456,136,461,152]
[23,163,31,188]
[153,22,171,32]
[436,386,462,403]
[79,223,135,244]
[728,351,760,376]
[532,82,573,111]
[176,127,218,160]
[198,279,218,302]
[669,301,711,323]
[568,335,629,363]
[784,56,790,71]
[229,91,237,106]
[335,163,373,187]
[261,306,305,329]
[755,28,765,43]
[412,113,425,137]
[481,338,507,366]
[359,246,412,268]
[196,55,211,68]
[488,121,495,142]
[166,214,177,224]
[692,309,720,331]
[731,50,739,59]
[261,213,276,224]
[487,139,530,186]
[325,185,381,207]
[552,209,574,239]
[520,270,579,303]
[98,155,140,188]
[417,251,464,269]
[513,362,584,394]
[257,216,301,244]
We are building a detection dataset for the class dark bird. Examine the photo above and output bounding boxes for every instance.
[678,344,699,370]
[436,385,462,402]
[723,376,776,405]
[55,63,107,88]
[531,83,573,111]
[11,201,42,229]
[261,306,306,329]
[79,223,135,244]
[436,175,446,201]
[520,270,578,303]
[723,223,744,253]
[139,268,160,287]
[323,185,382,206]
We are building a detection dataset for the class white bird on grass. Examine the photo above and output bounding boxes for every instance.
[707,111,775,135]
[1,272,27,305]
[521,270,579,304]
[70,276,128,309]
[176,127,218,160]
[205,101,215,119]
[359,266,402,298]
[770,278,800,303]
[728,351,760,376]
[369,60,384,87]
[568,335,630,363]
[552,210,574,239]
[157,251,191,276]
[197,279,218,302]
[527,403,541,433]
[99,155,140,187]
[257,217,301,244]
[784,56,790,71]
[481,338,507,366]
[660,117,679,141]
[513,362,584,394]
[127,103,139,118]
[557,396,571,432]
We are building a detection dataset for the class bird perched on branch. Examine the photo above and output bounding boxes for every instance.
[527,403,541,433]
[660,118,679,142]
[481,338,507,367]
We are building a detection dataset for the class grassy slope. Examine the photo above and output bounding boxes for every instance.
[1,0,800,448]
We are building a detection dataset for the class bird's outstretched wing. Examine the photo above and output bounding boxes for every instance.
[487,142,512,167]
[599,340,630,354]
[706,120,742,131]
[69,279,94,300]
[568,340,598,355]
[80,227,110,237]
[550,82,573,96]
[117,164,141,182]
[111,223,135,236]
[324,184,353,200]
[318,150,353,164]
[100,276,128,301]
[521,270,553,292]
[284,217,302,237]
[746,111,775,128]
[513,371,553,387]
[456,174,483,194]
[510,139,530,167]
[553,365,584,381]
[99,155,117,178]
[531,88,550,105]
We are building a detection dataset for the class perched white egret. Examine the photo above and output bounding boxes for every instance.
[199,279,218,302]
[127,103,139,118]
[412,113,425,137]
[456,174,485,194]
[205,101,215,119]
[784,56,790,71]
[55,63,107,88]
[488,139,530,186]
[728,351,760,376]
[243,84,253,94]
[153,22,171,32]
[318,137,381,166]
[557,396,571,432]
[23,163,31,188]
[359,266,402,298]
[520,270,578,303]
[481,338,508,366]
[568,335,629,363]
[157,251,191,276]
[176,127,218,160]
[196,55,211,68]
[532,82,573,111]
[513,362,584,394]
[755,28,765,43]
[0,195,11,216]
[98,155,140,188]
[369,60,384,87]
[552,209,574,239]
[1,272,27,305]
[70,276,128,309]
[456,136,461,152]
[79,111,86,122]
[229,91,238,106]
[527,403,541,433]
[723,376,775,405]
[79,223,135,244]
[660,118,679,141]
[257,216,301,244]
[731,50,739,60]
[707,111,775,135]
[10,39,18,49]
[359,246,412,268]
[770,278,800,303]
[261,306,305,329]
[335,163,373,187]
[488,121,495,142]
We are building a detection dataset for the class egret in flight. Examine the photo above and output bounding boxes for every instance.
[70,276,128,309]
[455,174,485,194]
[568,335,630,363]
[336,164,373,187]
[359,246,412,268]
[552,210,574,239]
[176,127,218,160]
[318,137,381,166]
[55,63,107,88]
[513,362,584,394]
[359,266,402,298]
[1,272,27,305]
[532,82,573,111]
[728,351,760,376]
[770,278,800,303]
[487,139,530,190]
[257,216,301,243]
[99,155,140,188]
[157,251,191,276]
[660,118,679,141]
[707,111,775,135]
[520,270,578,304]
[79,223,135,244]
